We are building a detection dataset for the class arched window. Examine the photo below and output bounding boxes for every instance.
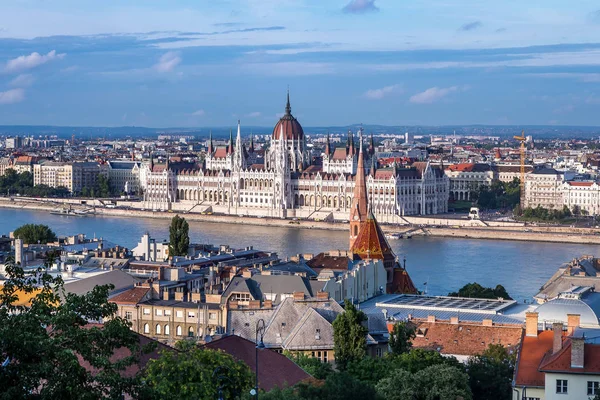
[176,325,182,336]
[144,323,149,334]
[164,324,170,336]
[188,326,194,337]
[156,324,161,335]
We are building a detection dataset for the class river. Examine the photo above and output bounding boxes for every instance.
[2,208,598,302]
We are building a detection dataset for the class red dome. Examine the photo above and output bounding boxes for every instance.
[272,92,304,140]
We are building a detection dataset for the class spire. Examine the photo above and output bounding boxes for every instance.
[285,88,291,116]
[208,130,213,154]
[325,132,331,157]
[370,154,377,177]
[369,133,375,156]
[349,131,368,249]
[249,132,255,153]
[236,120,242,146]
[228,128,234,154]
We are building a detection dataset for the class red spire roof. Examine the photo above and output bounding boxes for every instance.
[349,139,368,249]
[350,210,396,265]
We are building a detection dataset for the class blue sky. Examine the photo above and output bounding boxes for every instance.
[1,0,600,128]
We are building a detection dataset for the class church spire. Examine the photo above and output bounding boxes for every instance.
[228,128,234,154]
[208,130,213,154]
[249,131,254,153]
[325,132,331,157]
[285,88,291,116]
[349,130,368,249]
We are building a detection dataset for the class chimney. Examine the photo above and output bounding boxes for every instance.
[317,291,329,300]
[174,292,184,301]
[482,319,493,327]
[553,322,563,354]
[450,316,459,325]
[162,290,170,301]
[242,269,253,278]
[158,266,165,281]
[567,314,581,335]
[571,335,585,368]
[190,292,201,302]
[525,312,539,337]
[293,291,305,301]
[427,315,436,323]
[249,300,261,309]
[263,300,273,308]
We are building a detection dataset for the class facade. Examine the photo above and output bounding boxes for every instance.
[33,161,107,194]
[107,160,141,194]
[445,163,494,201]
[140,93,449,219]
[524,168,565,209]
[561,181,600,215]
[513,312,600,400]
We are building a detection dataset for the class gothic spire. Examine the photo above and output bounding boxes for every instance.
[228,128,234,154]
[325,132,331,157]
[349,131,368,249]
[285,88,291,116]
[208,130,213,153]
[369,133,375,156]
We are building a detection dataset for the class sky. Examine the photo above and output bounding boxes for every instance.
[1,0,600,128]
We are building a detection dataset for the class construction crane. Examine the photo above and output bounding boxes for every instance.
[513,131,526,207]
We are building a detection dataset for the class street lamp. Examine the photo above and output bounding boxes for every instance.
[251,318,266,399]
[212,366,231,400]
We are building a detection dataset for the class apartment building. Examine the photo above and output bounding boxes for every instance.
[33,161,107,194]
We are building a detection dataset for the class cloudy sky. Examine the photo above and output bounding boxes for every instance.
[1,0,600,127]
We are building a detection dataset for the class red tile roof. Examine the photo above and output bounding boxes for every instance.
[515,330,554,387]
[540,340,600,374]
[405,321,522,357]
[447,163,475,172]
[351,211,395,265]
[389,268,417,294]
[110,287,150,305]
[203,335,312,391]
[331,148,348,160]
[567,181,595,187]
[213,147,228,158]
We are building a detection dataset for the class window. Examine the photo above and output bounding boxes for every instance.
[155,309,163,316]
[125,311,132,321]
[188,311,195,318]
[164,325,170,335]
[164,309,172,316]
[209,313,216,320]
[188,326,194,337]
[143,308,150,315]
[176,325,182,336]
[588,381,600,396]
[176,310,183,318]
[556,379,568,394]
[143,323,149,334]
[156,324,161,335]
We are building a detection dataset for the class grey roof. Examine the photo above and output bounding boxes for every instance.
[264,261,317,277]
[108,161,140,170]
[63,241,118,253]
[223,274,316,305]
[532,167,561,175]
[140,298,221,310]
[228,309,276,339]
[65,269,138,296]
[373,294,516,314]
[283,308,334,350]
[535,292,600,327]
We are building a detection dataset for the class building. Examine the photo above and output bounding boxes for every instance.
[535,256,600,303]
[33,161,107,194]
[495,164,534,183]
[523,167,565,209]
[107,160,141,194]
[561,181,600,215]
[139,92,449,219]
[445,163,494,201]
[132,233,170,262]
[513,312,600,400]
[5,136,22,149]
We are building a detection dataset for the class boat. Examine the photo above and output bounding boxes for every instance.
[50,206,89,217]
[385,233,403,240]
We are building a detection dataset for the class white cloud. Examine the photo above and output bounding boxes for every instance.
[191,109,205,116]
[246,111,261,118]
[0,88,25,105]
[4,50,65,74]
[8,74,35,87]
[154,51,182,73]
[364,84,402,100]
[410,86,466,104]
[243,62,334,76]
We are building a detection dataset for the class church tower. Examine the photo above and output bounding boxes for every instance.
[349,133,368,249]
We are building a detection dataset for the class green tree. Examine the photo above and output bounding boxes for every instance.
[394,348,463,374]
[168,215,190,257]
[375,369,414,400]
[448,282,512,300]
[97,174,111,198]
[332,300,369,371]
[13,223,58,244]
[0,255,148,399]
[143,346,254,400]
[466,344,515,400]
[389,321,416,356]
[346,356,396,386]
[284,351,334,380]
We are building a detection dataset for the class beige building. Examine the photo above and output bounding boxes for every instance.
[561,181,600,215]
[444,163,494,201]
[33,161,107,194]
[523,168,565,209]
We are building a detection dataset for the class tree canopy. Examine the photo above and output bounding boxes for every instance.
[143,345,254,400]
[0,254,148,399]
[13,223,58,244]
[448,282,512,300]
[332,299,369,370]
[388,321,416,356]
[466,344,516,400]
[168,215,190,258]
[0,169,69,197]
[473,178,520,210]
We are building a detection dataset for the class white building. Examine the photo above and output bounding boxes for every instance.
[444,163,494,201]
[107,160,141,195]
[561,181,600,215]
[132,233,170,262]
[139,93,449,219]
[524,168,565,209]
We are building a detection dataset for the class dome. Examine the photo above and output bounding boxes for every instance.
[535,292,600,327]
[272,91,304,141]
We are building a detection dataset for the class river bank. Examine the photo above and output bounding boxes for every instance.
[2,197,599,245]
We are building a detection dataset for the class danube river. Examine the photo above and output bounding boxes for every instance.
[2,208,598,302]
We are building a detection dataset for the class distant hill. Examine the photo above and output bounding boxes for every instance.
[0,124,599,140]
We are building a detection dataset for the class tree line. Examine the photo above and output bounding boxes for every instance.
[0,169,69,197]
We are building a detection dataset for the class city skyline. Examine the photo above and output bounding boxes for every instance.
[1,1,600,127]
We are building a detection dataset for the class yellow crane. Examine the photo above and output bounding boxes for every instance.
[513,131,526,207]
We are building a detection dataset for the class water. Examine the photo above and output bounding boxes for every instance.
[2,208,598,302]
